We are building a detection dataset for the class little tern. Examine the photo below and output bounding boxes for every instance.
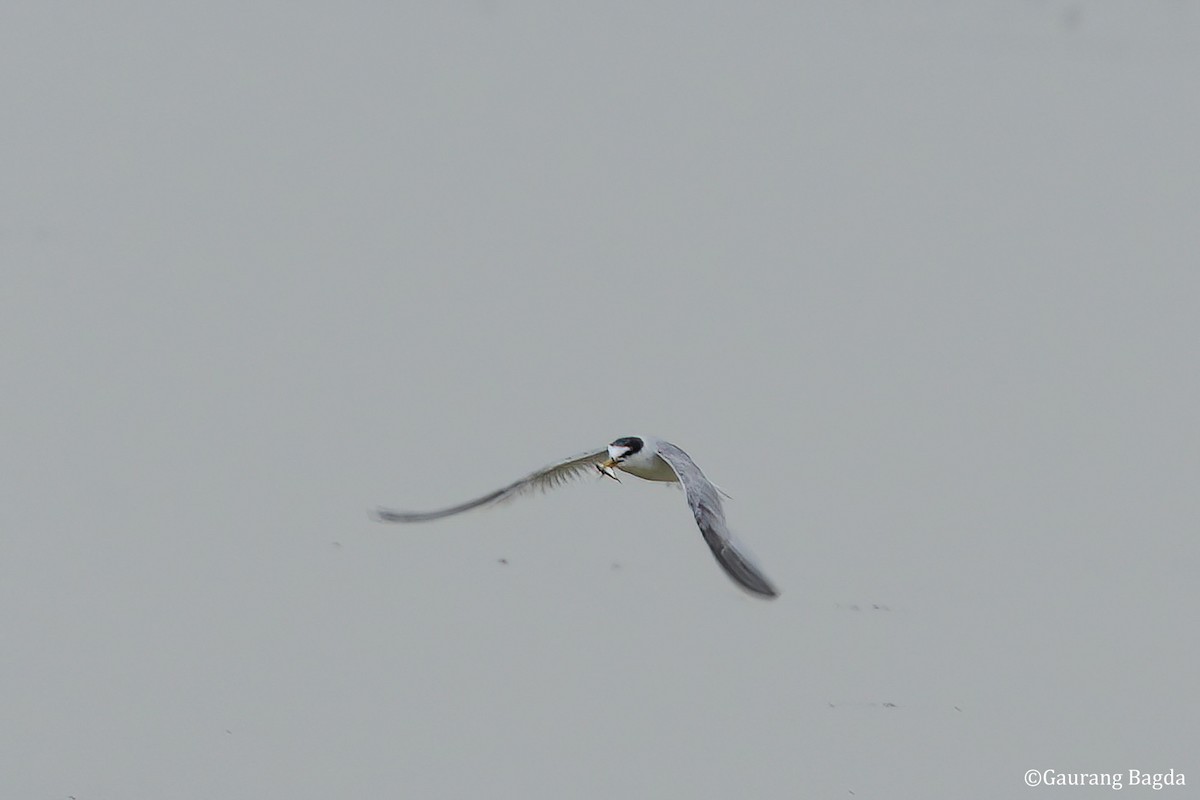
[375,436,779,599]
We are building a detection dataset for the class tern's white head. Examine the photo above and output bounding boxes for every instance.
[606,436,645,465]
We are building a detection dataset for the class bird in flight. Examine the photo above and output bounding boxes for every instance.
[374,436,778,599]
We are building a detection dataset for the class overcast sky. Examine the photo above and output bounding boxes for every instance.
[3,3,1198,798]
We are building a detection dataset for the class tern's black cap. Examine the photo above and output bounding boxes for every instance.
[609,436,644,455]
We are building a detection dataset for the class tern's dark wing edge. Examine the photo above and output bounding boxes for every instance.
[698,526,780,598]
[374,447,610,523]
[654,440,779,599]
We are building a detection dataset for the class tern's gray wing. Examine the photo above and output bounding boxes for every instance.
[654,440,779,599]
[375,447,609,523]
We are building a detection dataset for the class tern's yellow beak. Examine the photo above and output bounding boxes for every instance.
[598,458,621,482]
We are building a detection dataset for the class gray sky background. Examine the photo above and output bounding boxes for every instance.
[3,3,1198,798]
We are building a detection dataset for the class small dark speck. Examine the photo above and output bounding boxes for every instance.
[610,562,622,571]
[882,702,897,708]
[497,558,508,565]
[954,706,962,712]
[331,541,342,549]
[225,729,232,734]
[872,604,890,611]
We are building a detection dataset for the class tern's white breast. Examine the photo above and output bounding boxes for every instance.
[618,448,679,483]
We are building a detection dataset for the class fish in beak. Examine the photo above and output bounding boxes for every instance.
[597,458,621,482]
